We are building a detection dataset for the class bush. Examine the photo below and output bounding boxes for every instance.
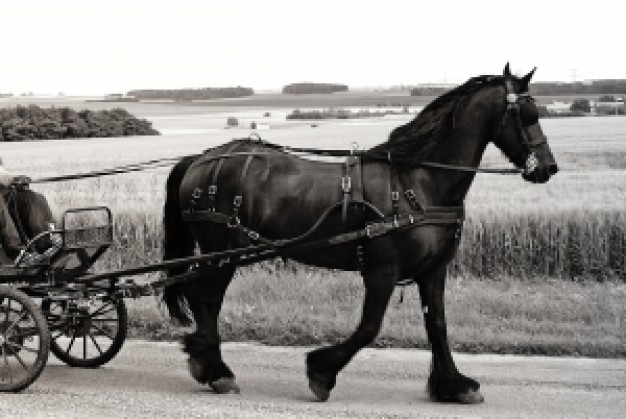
[0,105,159,141]
[570,99,591,113]
[598,95,616,102]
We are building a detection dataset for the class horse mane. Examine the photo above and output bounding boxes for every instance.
[367,75,504,167]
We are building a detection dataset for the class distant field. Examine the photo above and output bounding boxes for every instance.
[2,97,625,356]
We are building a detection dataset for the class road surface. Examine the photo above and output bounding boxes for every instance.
[2,341,624,418]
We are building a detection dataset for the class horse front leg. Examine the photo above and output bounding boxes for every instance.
[183,266,239,394]
[418,265,484,403]
[306,265,397,401]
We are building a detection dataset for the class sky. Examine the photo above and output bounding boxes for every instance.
[1,0,624,95]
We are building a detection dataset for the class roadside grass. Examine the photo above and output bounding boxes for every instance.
[124,267,625,358]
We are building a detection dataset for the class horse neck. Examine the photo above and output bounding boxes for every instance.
[401,104,495,206]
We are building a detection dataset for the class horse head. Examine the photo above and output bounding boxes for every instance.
[492,63,558,183]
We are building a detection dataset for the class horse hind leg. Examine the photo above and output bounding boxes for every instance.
[417,265,483,404]
[182,264,240,394]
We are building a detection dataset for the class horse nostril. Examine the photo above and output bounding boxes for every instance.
[548,163,559,175]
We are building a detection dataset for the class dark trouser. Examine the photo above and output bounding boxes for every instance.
[0,196,24,259]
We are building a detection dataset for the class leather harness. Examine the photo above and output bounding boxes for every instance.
[181,143,464,273]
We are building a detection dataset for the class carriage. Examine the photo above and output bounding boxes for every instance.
[0,65,558,403]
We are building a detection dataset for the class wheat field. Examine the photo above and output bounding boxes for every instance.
[2,99,624,356]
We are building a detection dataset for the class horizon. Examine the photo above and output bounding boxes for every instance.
[2,76,625,98]
[1,1,624,96]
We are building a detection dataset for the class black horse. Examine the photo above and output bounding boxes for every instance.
[162,64,558,404]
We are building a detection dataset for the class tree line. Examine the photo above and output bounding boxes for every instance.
[0,105,159,141]
[282,83,348,94]
[127,86,254,101]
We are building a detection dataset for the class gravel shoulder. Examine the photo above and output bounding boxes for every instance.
[2,340,625,419]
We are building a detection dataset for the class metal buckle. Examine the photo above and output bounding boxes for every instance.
[233,195,243,207]
[365,221,390,238]
[208,185,217,195]
[341,176,351,193]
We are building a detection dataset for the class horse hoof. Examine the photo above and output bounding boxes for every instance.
[458,389,484,404]
[188,358,206,383]
[308,378,330,402]
[210,377,240,394]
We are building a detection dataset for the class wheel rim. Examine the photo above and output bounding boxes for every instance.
[0,293,48,390]
[47,299,123,363]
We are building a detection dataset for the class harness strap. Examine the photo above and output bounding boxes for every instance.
[230,150,256,228]
[340,155,363,227]
[207,143,243,211]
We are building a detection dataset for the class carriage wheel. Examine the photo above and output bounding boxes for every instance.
[43,297,127,368]
[0,286,50,392]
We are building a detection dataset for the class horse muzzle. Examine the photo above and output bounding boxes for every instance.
[522,153,558,183]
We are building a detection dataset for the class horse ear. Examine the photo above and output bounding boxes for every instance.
[520,67,537,90]
[503,62,512,78]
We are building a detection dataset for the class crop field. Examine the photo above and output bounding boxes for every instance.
[1,96,624,357]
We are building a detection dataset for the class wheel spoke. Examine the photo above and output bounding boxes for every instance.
[8,327,43,340]
[89,303,114,318]
[89,334,104,356]
[91,323,115,341]
[83,335,87,359]
[7,341,39,354]
[5,311,28,336]
[5,345,28,371]
[65,335,76,355]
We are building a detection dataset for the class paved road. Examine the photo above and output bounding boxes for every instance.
[2,341,624,418]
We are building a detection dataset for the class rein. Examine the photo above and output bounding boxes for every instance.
[26,144,523,186]
[29,155,200,184]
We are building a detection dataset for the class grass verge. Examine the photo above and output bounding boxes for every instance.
[124,267,625,359]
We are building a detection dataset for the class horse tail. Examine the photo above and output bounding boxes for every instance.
[162,156,197,326]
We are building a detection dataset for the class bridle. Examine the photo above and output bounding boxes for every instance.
[498,77,548,175]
